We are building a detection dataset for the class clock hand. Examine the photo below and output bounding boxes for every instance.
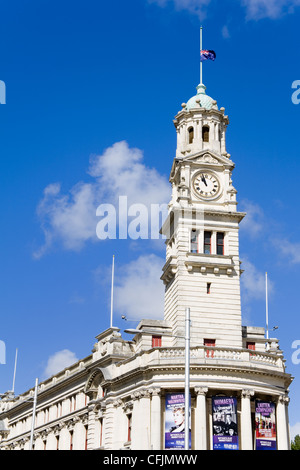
[201,174,207,186]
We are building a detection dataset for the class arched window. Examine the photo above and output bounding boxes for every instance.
[188,126,194,144]
[202,125,210,143]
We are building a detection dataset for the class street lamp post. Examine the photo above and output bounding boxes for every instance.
[124,307,191,450]
[184,307,190,450]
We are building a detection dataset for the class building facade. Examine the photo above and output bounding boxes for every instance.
[0,79,293,451]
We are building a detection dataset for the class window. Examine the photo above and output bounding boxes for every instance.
[204,231,212,254]
[152,335,162,348]
[85,425,88,450]
[190,229,198,253]
[204,338,215,358]
[247,342,255,357]
[216,232,224,255]
[127,414,132,443]
[188,126,194,144]
[207,283,211,294]
[202,125,210,142]
[99,418,103,448]
[70,431,73,451]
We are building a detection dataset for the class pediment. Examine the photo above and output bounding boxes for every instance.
[182,150,235,169]
[169,150,234,180]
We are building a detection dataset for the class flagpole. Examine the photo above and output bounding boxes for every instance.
[110,255,115,329]
[12,348,18,394]
[200,26,203,84]
[265,272,269,340]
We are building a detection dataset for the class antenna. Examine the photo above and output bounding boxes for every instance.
[110,255,115,328]
[12,348,18,394]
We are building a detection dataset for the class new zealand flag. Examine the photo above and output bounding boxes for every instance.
[200,50,216,62]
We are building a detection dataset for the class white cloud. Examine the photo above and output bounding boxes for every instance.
[273,238,300,264]
[221,25,230,38]
[149,0,300,20]
[290,422,300,440]
[239,199,265,238]
[34,182,97,258]
[89,141,170,209]
[43,349,78,378]
[242,0,300,20]
[240,257,273,301]
[114,254,165,321]
[34,141,170,258]
[148,0,212,19]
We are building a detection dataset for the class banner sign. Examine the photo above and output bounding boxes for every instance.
[212,397,239,450]
[255,401,277,450]
[165,393,191,449]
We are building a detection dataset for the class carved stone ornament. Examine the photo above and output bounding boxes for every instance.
[197,153,219,164]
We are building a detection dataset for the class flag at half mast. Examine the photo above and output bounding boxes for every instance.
[200,49,216,61]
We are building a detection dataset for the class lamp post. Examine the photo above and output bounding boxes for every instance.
[184,307,190,450]
[124,307,191,450]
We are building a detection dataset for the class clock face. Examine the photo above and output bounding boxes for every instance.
[193,171,220,199]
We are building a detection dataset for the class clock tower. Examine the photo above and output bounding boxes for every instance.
[161,81,245,349]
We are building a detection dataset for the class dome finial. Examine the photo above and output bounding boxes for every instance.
[197,83,206,95]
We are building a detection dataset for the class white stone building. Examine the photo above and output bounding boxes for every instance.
[0,78,293,451]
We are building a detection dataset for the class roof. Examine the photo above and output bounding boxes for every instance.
[185,83,218,111]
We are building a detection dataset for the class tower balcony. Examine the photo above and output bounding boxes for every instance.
[185,252,235,275]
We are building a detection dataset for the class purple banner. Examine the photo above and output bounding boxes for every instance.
[255,401,277,450]
[165,393,191,449]
[212,397,239,450]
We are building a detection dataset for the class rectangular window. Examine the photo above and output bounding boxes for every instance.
[99,418,103,448]
[127,414,132,443]
[152,335,162,348]
[85,425,88,450]
[204,231,212,254]
[190,229,198,253]
[204,338,215,358]
[207,283,211,294]
[216,232,224,255]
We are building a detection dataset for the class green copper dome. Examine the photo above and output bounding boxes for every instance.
[185,83,218,111]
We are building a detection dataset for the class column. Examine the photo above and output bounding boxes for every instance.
[72,418,86,450]
[46,430,57,450]
[59,424,71,450]
[194,387,208,450]
[150,388,161,450]
[139,389,151,449]
[113,399,126,449]
[86,404,96,450]
[240,389,254,450]
[131,392,141,450]
[276,394,290,450]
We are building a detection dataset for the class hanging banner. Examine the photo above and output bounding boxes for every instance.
[165,393,191,449]
[255,401,277,450]
[212,397,239,450]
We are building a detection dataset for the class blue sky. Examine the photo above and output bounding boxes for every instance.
[1,0,300,439]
